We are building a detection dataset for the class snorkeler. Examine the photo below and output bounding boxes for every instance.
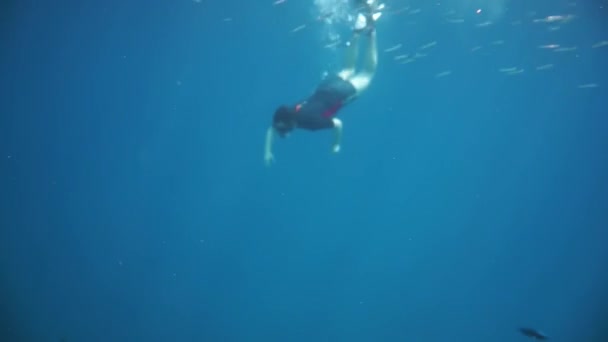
[264,0,384,166]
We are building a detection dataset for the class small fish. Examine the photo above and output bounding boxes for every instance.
[418,41,437,50]
[553,46,577,52]
[435,71,452,78]
[535,64,554,71]
[384,44,402,53]
[577,83,598,89]
[290,24,306,33]
[507,68,524,75]
[499,67,518,73]
[538,44,559,49]
[399,58,416,64]
[446,18,465,24]
[533,14,574,24]
[519,327,548,340]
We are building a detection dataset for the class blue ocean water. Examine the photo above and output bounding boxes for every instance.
[1,0,607,341]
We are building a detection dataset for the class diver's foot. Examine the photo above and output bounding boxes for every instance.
[353,1,383,33]
[362,0,384,17]
[353,13,369,32]
[353,12,381,34]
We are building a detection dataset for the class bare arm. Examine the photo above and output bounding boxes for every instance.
[264,127,275,166]
[332,118,343,153]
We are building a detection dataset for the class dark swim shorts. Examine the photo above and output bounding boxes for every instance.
[292,75,357,131]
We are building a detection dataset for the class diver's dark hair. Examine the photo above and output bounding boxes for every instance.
[273,105,295,137]
[273,106,293,123]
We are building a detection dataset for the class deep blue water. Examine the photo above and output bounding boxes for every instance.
[1,0,607,341]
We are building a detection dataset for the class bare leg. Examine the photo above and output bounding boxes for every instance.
[362,30,378,75]
[338,34,360,81]
[348,30,377,94]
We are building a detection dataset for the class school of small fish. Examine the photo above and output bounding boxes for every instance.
[206,0,604,89]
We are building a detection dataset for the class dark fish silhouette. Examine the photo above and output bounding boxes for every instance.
[519,327,548,340]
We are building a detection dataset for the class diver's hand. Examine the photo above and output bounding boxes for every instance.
[332,144,341,154]
[264,152,275,166]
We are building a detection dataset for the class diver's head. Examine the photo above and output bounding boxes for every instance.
[273,105,296,138]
